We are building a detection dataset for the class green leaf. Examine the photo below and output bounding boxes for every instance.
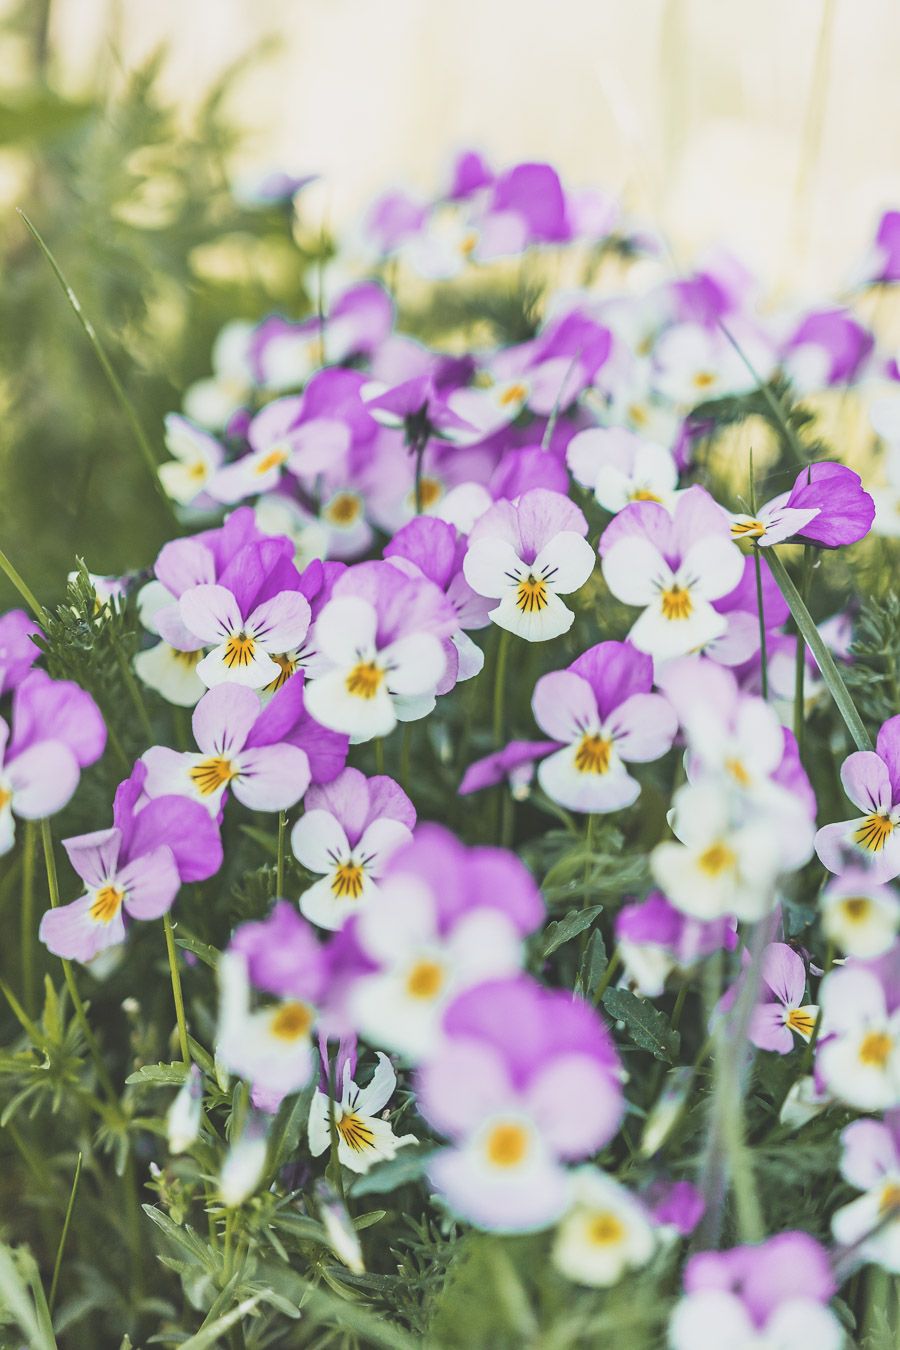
[542,905,603,956]
[125,1061,189,1086]
[141,1206,216,1272]
[350,1146,434,1197]
[174,933,220,968]
[765,550,872,751]
[602,987,681,1062]
[179,1295,263,1349]
[575,928,608,1000]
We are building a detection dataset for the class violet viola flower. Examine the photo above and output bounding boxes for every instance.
[209,390,352,506]
[157,414,225,508]
[385,516,492,685]
[747,944,819,1055]
[172,539,312,690]
[566,426,680,514]
[815,714,900,883]
[250,282,393,393]
[39,762,222,963]
[530,641,677,814]
[831,1114,900,1272]
[615,891,736,998]
[336,824,543,1060]
[670,1233,841,1350]
[416,975,624,1232]
[0,671,106,855]
[781,307,873,392]
[645,1179,705,1237]
[291,766,415,930]
[0,609,42,695]
[364,371,475,446]
[731,461,875,548]
[142,681,312,816]
[464,489,595,642]
[458,739,557,798]
[304,561,456,742]
[599,485,744,661]
[230,899,328,1002]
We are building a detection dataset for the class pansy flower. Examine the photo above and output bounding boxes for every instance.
[157,414,225,507]
[291,767,415,930]
[417,976,624,1232]
[530,641,677,814]
[730,461,875,548]
[304,561,456,742]
[39,762,222,963]
[552,1170,656,1287]
[616,891,736,998]
[182,320,255,431]
[250,282,392,392]
[463,488,595,642]
[780,307,873,392]
[0,671,106,856]
[142,682,311,816]
[0,609,42,696]
[815,715,900,883]
[831,1115,900,1273]
[334,824,543,1060]
[746,944,819,1055]
[821,868,900,959]
[817,958,900,1111]
[566,426,679,513]
[458,739,556,799]
[308,1048,417,1174]
[652,320,774,406]
[599,486,744,661]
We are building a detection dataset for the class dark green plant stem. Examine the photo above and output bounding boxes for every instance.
[792,546,813,754]
[327,1051,346,1203]
[21,820,38,1015]
[765,549,871,751]
[276,811,287,897]
[18,210,178,523]
[164,913,191,1067]
[0,546,50,625]
[49,1151,82,1311]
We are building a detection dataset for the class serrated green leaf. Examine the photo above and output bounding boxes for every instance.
[174,933,220,968]
[542,905,603,956]
[602,987,681,1062]
[125,1062,189,1086]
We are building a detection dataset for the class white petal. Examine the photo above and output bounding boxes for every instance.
[490,589,575,642]
[299,872,375,930]
[532,532,595,596]
[629,596,725,660]
[601,538,668,606]
[314,597,378,666]
[291,809,350,875]
[677,536,744,601]
[196,643,281,690]
[305,668,397,742]
[383,634,447,697]
[463,539,523,600]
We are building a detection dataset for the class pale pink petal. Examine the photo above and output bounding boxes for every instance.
[247,591,311,652]
[192,684,260,757]
[531,671,597,742]
[7,742,80,819]
[606,693,677,762]
[39,893,126,963]
[62,828,121,889]
[179,584,244,643]
[840,751,893,814]
[232,744,310,812]
[119,845,181,920]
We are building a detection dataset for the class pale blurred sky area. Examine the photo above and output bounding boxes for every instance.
[9,0,900,296]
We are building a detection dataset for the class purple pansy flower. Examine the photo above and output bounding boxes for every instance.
[781,307,874,391]
[0,609,42,695]
[458,739,557,798]
[304,561,456,742]
[832,1114,900,1272]
[250,282,393,392]
[416,975,624,1232]
[142,680,312,816]
[816,714,900,882]
[731,461,875,548]
[0,671,106,855]
[291,767,415,930]
[747,944,819,1055]
[645,1179,705,1237]
[670,1233,841,1349]
[531,640,677,814]
[230,899,328,1002]
[157,414,225,508]
[464,488,595,642]
[39,762,222,963]
[616,891,736,998]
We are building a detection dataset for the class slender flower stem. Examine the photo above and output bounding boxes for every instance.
[793,546,813,755]
[21,819,37,1015]
[413,432,429,515]
[491,628,512,843]
[0,546,50,625]
[113,637,154,742]
[593,947,621,1004]
[41,820,118,1103]
[163,912,191,1067]
[327,1050,346,1203]
[276,812,287,898]
[49,1150,82,1311]
[753,547,769,700]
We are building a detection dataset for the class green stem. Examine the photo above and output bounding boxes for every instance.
[400,724,412,796]
[792,546,813,754]
[18,210,178,523]
[593,947,621,1004]
[492,628,512,746]
[327,1050,346,1203]
[753,547,769,700]
[21,820,37,1015]
[0,546,50,625]
[276,811,287,897]
[113,638,154,742]
[41,820,118,1103]
[49,1151,82,1311]
[765,549,871,751]
[163,912,191,1067]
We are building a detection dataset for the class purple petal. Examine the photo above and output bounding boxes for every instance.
[786,462,875,547]
[458,740,556,795]
[154,538,216,598]
[248,591,311,652]
[531,670,597,742]
[384,516,462,591]
[670,484,731,559]
[10,671,106,767]
[39,893,126,962]
[840,750,893,813]
[179,585,243,643]
[7,741,80,818]
[876,714,900,802]
[366,774,417,834]
[606,692,677,762]
[760,942,806,1007]
[243,673,305,748]
[232,744,310,812]
[119,844,181,919]
[192,684,259,758]
[568,640,654,720]
[62,827,121,888]
[128,796,223,882]
[526,1053,624,1155]
[514,489,588,561]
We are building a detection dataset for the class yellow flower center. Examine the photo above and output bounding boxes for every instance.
[324,491,363,527]
[516,575,549,613]
[731,518,767,539]
[263,652,297,693]
[661,584,693,621]
[223,633,257,669]
[173,648,203,669]
[346,661,385,700]
[188,460,208,481]
[498,381,528,407]
[575,733,613,775]
[693,370,716,391]
[460,230,479,257]
[859,1030,893,1068]
[189,756,236,796]
[841,897,872,923]
[785,1008,817,1039]
[417,476,443,510]
[89,885,125,924]
[269,1001,313,1041]
[0,785,11,811]
[485,1122,530,1168]
[255,447,289,475]
[879,1183,900,1217]
[628,403,649,427]
[331,862,365,900]
[630,487,662,502]
[586,1211,626,1247]
[336,1110,376,1152]
[854,813,895,853]
[697,841,736,877]
[405,959,445,1000]
[726,757,752,788]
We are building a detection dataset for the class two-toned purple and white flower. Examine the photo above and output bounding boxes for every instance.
[730,462,875,548]
[551,1170,657,1287]
[816,716,900,883]
[416,976,624,1232]
[821,868,900,959]
[463,489,595,642]
[157,414,225,507]
[599,486,744,661]
[566,426,679,514]
[746,944,819,1055]
[39,763,222,963]
[817,956,900,1111]
[0,671,106,856]
[291,767,415,930]
[308,1046,417,1174]
[615,891,736,998]
[831,1115,900,1273]
[530,641,677,814]
[142,681,312,816]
